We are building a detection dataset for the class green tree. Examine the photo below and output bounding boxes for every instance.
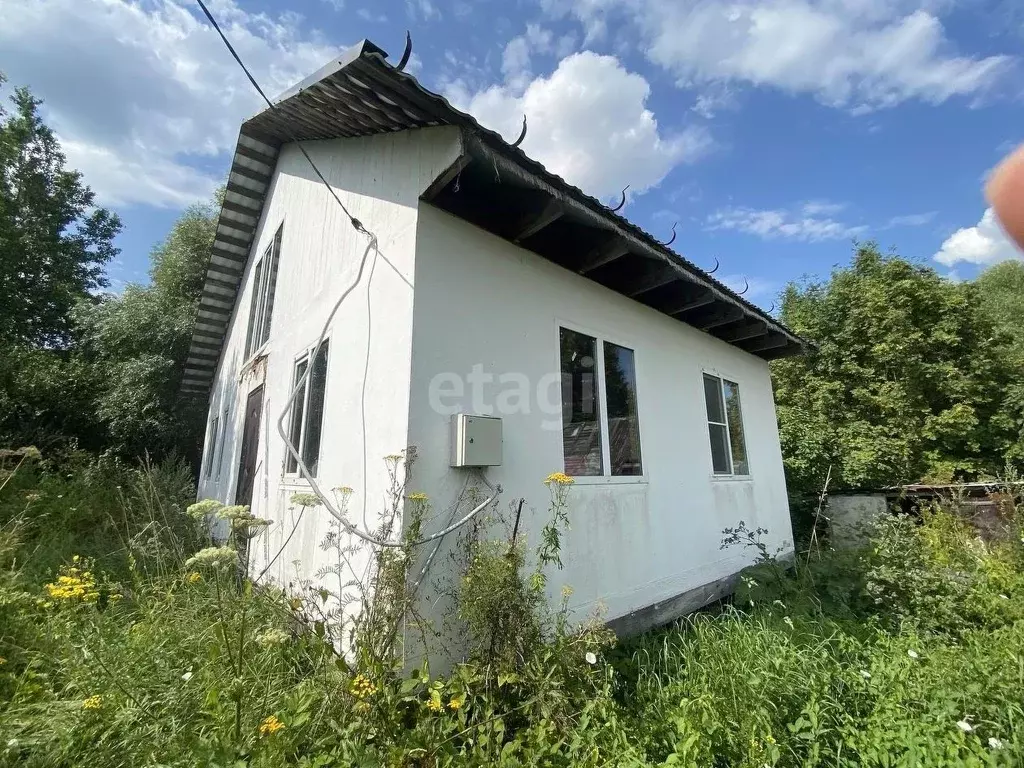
[772,244,1018,515]
[975,259,1024,463]
[78,199,217,461]
[0,76,119,452]
[0,75,120,347]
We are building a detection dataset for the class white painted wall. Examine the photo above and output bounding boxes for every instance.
[406,204,794,649]
[194,126,795,661]
[197,128,462,610]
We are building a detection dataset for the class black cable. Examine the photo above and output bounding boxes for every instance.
[194,0,365,233]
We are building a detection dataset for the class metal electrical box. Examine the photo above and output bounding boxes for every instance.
[450,413,503,467]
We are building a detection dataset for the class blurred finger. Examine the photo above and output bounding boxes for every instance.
[986,143,1024,252]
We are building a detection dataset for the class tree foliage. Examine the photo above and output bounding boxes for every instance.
[0,74,120,348]
[772,244,1021,511]
[76,200,216,461]
[0,75,212,463]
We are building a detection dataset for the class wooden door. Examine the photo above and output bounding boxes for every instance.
[234,385,264,507]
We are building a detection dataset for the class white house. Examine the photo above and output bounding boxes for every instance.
[186,40,807,654]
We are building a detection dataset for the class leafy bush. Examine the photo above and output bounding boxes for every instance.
[1,461,1023,766]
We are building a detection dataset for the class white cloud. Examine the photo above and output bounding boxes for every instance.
[933,208,1021,267]
[549,0,1013,111]
[355,7,388,22]
[707,205,867,241]
[0,0,336,208]
[801,200,846,216]
[406,0,440,21]
[887,211,937,227]
[447,51,711,200]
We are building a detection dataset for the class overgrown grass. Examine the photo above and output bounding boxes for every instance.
[1,456,1022,766]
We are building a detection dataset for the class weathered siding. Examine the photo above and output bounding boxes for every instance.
[406,204,794,647]
[197,127,462,596]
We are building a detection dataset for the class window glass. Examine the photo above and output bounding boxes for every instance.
[703,373,725,424]
[708,422,731,474]
[603,341,642,476]
[216,409,228,479]
[302,342,329,476]
[723,379,748,475]
[285,358,308,474]
[244,259,264,358]
[244,225,283,359]
[560,328,603,476]
[205,417,219,476]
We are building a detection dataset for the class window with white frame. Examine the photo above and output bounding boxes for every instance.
[244,225,283,359]
[204,415,220,478]
[285,341,329,477]
[703,373,749,476]
[559,326,643,477]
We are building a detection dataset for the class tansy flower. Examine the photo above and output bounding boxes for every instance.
[258,715,285,736]
[350,674,378,699]
[544,472,574,486]
[186,571,202,584]
[82,695,103,710]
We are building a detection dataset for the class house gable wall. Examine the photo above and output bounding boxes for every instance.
[196,126,462,592]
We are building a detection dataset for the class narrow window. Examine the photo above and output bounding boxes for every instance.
[559,327,643,477]
[204,416,220,477]
[285,358,309,475]
[560,328,603,476]
[215,408,228,480]
[303,343,329,476]
[244,225,283,360]
[603,341,643,476]
[285,341,330,477]
[703,373,749,475]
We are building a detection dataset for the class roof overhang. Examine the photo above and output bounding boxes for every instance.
[182,39,810,396]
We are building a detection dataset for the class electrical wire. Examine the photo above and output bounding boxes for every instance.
[195,0,365,235]
[194,0,498,549]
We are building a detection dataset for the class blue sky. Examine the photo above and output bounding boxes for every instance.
[2,0,1021,305]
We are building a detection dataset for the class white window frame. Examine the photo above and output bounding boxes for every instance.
[283,340,330,479]
[204,415,220,479]
[555,320,646,485]
[243,223,283,362]
[702,369,751,479]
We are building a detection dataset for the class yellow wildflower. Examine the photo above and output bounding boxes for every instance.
[335,486,354,495]
[407,492,429,501]
[82,695,103,710]
[186,571,202,584]
[0,657,6,665]
[544,472,575,486]
[426,691,444,712]
[350,673,378,699]
[448,694,465,711]
[258,715,285,736]
[44,563,100,603]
